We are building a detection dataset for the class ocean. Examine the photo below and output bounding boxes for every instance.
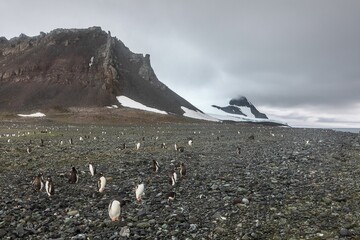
[332,128,360,133]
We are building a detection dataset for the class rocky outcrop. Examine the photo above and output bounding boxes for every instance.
[0,27,198,114]
[212,96,268,119]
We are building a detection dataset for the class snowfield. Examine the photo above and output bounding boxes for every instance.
[116,96,168,115]
[17,112,46,118]
[181,107,219,122]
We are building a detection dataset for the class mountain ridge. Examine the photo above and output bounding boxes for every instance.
[212,96,268,119]
[0,27,199,115]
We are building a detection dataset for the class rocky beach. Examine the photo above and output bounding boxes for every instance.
[0,121,359,239]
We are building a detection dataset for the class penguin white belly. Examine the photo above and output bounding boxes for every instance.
[99,176,106,193]
[108,200,121,221]
[136,184,145,200]
[45,181,51,196]
[89,165,95,176]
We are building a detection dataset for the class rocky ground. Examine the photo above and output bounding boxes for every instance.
[0,121,359,239]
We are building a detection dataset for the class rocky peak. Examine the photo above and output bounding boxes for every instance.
[0,27,198,114]
[212,96,268,119]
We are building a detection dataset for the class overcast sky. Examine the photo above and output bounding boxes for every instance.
[1,0,360,128]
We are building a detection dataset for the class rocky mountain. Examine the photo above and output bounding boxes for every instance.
[212,96,268,119]
[0,27,199,115]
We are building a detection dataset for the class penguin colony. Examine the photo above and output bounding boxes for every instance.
[30,136,190,222]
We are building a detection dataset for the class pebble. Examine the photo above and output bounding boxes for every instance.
[340,228,349,236]
[0,123,358,239]
[120,226,130,237]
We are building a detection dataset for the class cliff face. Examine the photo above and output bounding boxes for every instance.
[0,27,198,114]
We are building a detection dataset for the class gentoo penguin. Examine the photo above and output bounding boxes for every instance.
[68,166,78,183]
[236,147,241,155]
[160,143,166,149]
[108,200,121,221]
[174,144,184,152]
[27,146,32,154]
[179,162,186,177]
[122,143,126,150]
[89,162,96,176]
[98,173,106,193]
[169,170,177,186]
[33,173,44,191]
[45,176,54,197]
[188,139,193,146]
[152,160,160,173]
[135,183,145,202]
[166,192,176,203]
[135,142,141,150]
[69,138,73,145]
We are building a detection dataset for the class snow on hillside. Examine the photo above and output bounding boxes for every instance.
[116,96,168,115]
[17,112,46,117]
[115,95,285,125]
[207,107,286,125]
[181,107,219,122]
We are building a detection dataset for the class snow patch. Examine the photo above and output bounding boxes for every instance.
[116,96,167,115]
[18,112,46,118]
[181,107,219,122]
[208,107,286,125]
[106,105,119,109]
[235,105,255,118]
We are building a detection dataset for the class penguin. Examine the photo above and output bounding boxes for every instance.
[152,159,160,173]
[89,162,96,177]
[173,169,178,182]
[166,192,176,203]
[45,176,54,197]
[98,173,106,193]
[27,146,32,154]
[135,183,145,202]
[108,200,121,221]
[79,136,84,141]
[135,142,141,150]
[179,162,186,177]
[236,146,241,155]
[188,139,193,146]
[174,144,184,152]
[33,173,44,191]
[40,139,44,147]
[169,170,177,186]
[69,138,73,145]
[160,143,166,149]
[68,166,78,183]
[122,143,126,150]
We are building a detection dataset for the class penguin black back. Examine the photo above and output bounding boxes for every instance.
[69,166,78,183]
[152,160,160,173]
[180,162,186,177]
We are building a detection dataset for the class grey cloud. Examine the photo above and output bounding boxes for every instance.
[1,0,360,126]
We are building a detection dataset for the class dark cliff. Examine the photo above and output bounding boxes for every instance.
[0,27,199,114]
